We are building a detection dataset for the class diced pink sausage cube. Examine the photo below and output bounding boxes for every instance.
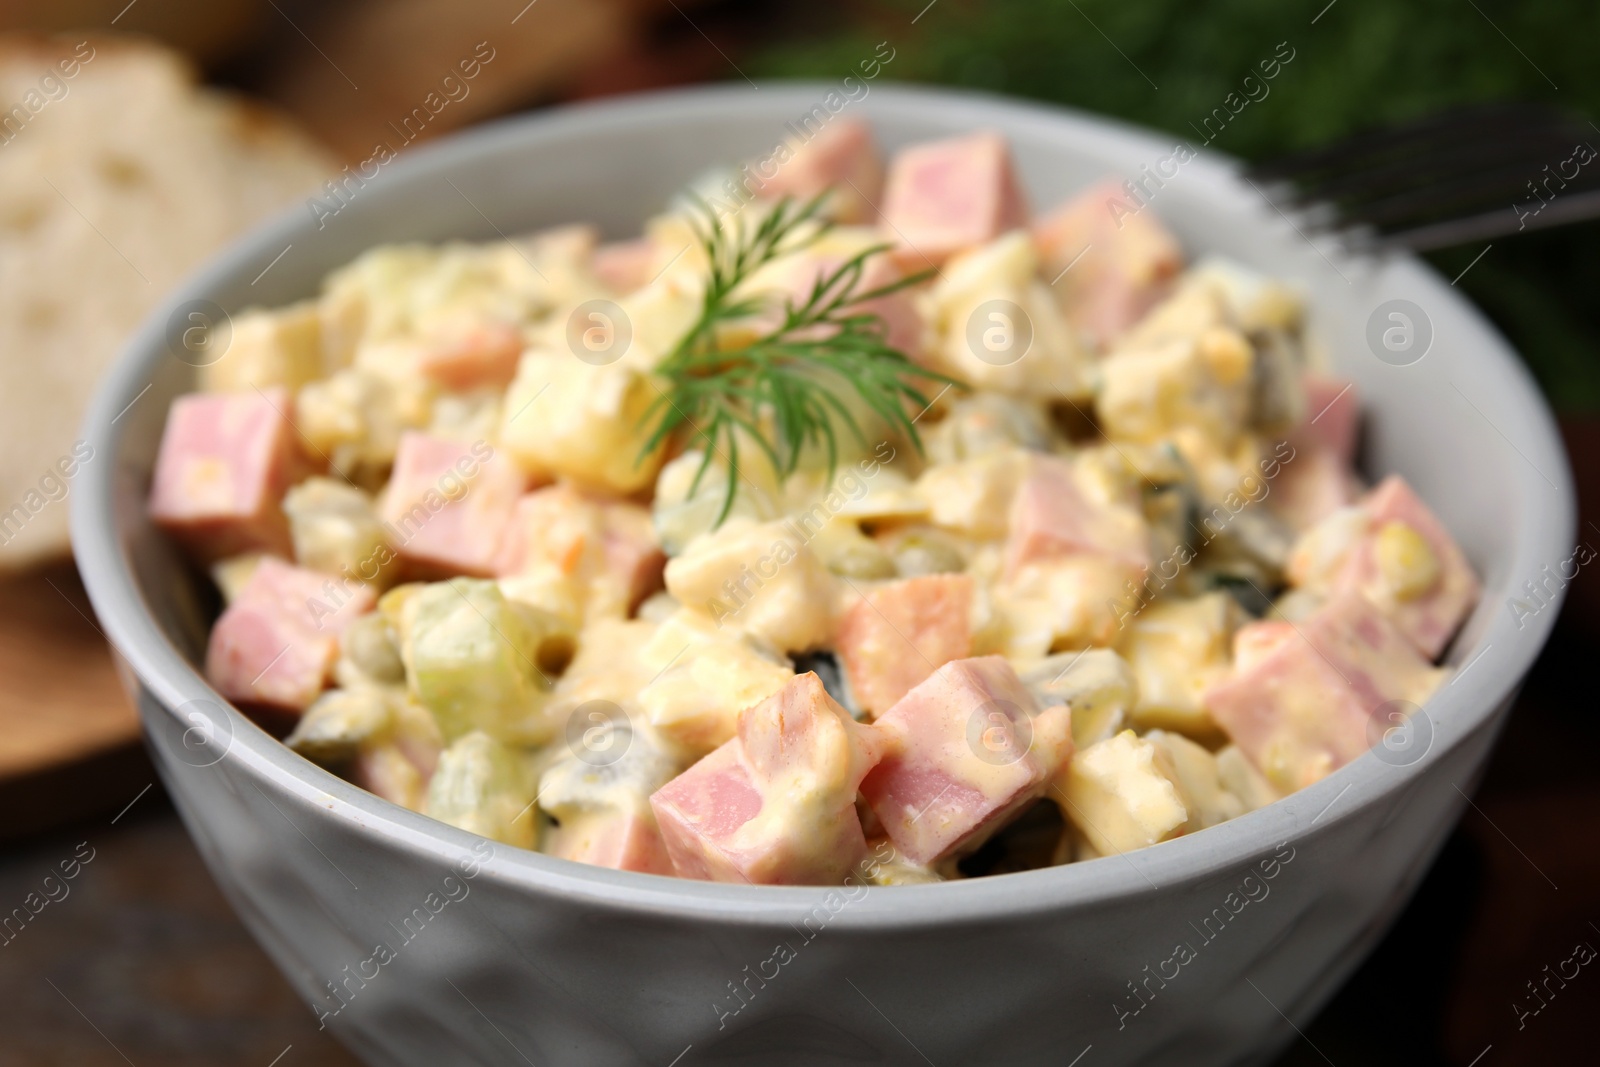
[149,389,307,562]
[205,557,375,712]
[1231,619,1296,673]
[495,484,597,577]
[1031,178,1184,349]
[1005,455,1150,575]
[1269,376,1362,530]
[861,656,1072,865]
[775,250,926,363]
[1204,591,1444,792]
[592,238,658,295]
[650,673,884,885]
[1298,375,1360,464]
[495,486,664,611]
[837,574,973,717]
[545,809,675,876]
[417,320,523,391]
[599,501,666,612]
[379,433,526,578]
[1344,476,1481,658]
[753,118,885,223]
[1270,444,1359,531]
[882,131,1028,265]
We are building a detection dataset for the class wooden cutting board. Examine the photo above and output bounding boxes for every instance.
[0,560,139,781]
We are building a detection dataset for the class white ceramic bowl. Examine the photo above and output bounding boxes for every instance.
[73,84,1573,1067]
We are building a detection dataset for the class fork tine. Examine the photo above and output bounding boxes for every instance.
[1249,103,1600,245]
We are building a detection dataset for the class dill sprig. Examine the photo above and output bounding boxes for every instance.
[639,192,960,525]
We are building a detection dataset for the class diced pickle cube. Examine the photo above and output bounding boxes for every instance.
[497,353,667,494]
[423,731,538,848]
[403,579,554,744]
[286,687,394,765]
[1017,648,1136,749]
[283,477,394,585]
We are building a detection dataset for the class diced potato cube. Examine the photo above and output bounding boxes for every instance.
[1117,593,1241,735]
[352,744,430,811]
[423,731,538,848]
[1059,730,1189,855]
[199,301,326,394]
[651,446,784,557]
[496,485,665,621]
[1097,330,1254,444]
[930,231,1093,399]
[997,555,1144,652]
[914,448,1030,540]
[1216,745,1282,813]
[664,518,838,653]
[210,553,265,604]
[497,352,667,494]
[640,636,795,758]
[1145,729,1244,829]
[294,367,432,483]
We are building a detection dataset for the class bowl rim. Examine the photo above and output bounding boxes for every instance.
[72,80,1576,929]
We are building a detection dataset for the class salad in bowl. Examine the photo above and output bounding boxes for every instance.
[145,118,1479,887]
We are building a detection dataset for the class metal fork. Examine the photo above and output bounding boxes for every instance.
[1246,103,1600,251]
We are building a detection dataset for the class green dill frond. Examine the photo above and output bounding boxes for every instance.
[639,191,961,526]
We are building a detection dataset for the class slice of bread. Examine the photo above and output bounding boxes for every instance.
[0,35,333,571]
